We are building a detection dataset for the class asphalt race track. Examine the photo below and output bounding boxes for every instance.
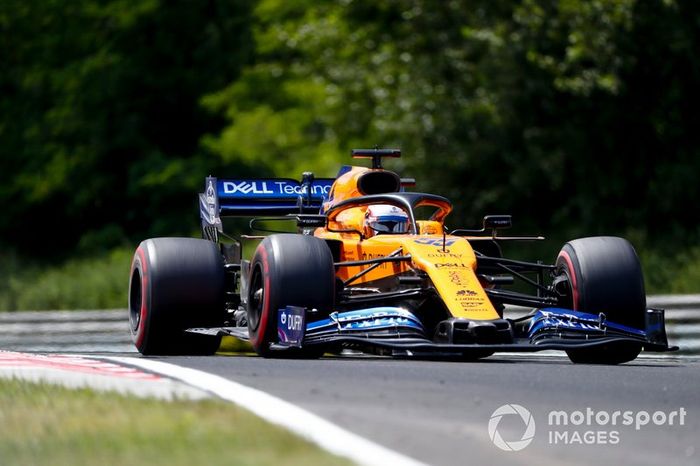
[3,308,697,465]
[142,353,699,466]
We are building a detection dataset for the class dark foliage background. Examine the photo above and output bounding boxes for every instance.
[1,0,699,292]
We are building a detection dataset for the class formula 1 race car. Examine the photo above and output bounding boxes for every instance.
[128,149,676,364]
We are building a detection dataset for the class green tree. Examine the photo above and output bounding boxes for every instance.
[0,0,254,257]
[205,0,700,246]
[2,0,699,263]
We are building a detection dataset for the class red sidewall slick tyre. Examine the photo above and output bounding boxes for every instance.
[555,236,646,364]
[247,234,335,358]
[129,247,150,351]
[129,237,224,355]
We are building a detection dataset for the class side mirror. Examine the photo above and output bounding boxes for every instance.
[483,215,512,230]
[295,214,327,229]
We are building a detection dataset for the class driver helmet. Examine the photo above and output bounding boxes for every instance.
[364,204,409,236]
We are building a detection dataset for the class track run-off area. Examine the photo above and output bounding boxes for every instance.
[1,296,699,465]
[1,350,698,466]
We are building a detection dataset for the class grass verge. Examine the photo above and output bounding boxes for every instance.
[0,378,350,466]
[0,248,132,310]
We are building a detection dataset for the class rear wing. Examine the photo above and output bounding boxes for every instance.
[199,175,334,235]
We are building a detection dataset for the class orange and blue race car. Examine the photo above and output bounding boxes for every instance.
[128,149,676,364]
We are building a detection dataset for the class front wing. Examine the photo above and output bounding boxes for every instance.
[188,306,677,356]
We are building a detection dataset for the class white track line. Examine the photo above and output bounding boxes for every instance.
[102,356,426,466]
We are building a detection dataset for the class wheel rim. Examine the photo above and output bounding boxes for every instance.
[248,263,264,333]
[555,248,578,310]
[129,269,142,333]
[553,267,574,310]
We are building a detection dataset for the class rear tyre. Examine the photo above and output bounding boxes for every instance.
[555,237,645,364]
[129,238,224,355]
[247,234,335,358]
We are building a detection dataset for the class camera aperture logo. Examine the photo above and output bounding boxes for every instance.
[488,404,536,451]
[488,404,687,451]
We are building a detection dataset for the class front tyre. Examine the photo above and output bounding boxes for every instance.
[556,236,646,364]
[129,238,224,355]
[247,234,335,358]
